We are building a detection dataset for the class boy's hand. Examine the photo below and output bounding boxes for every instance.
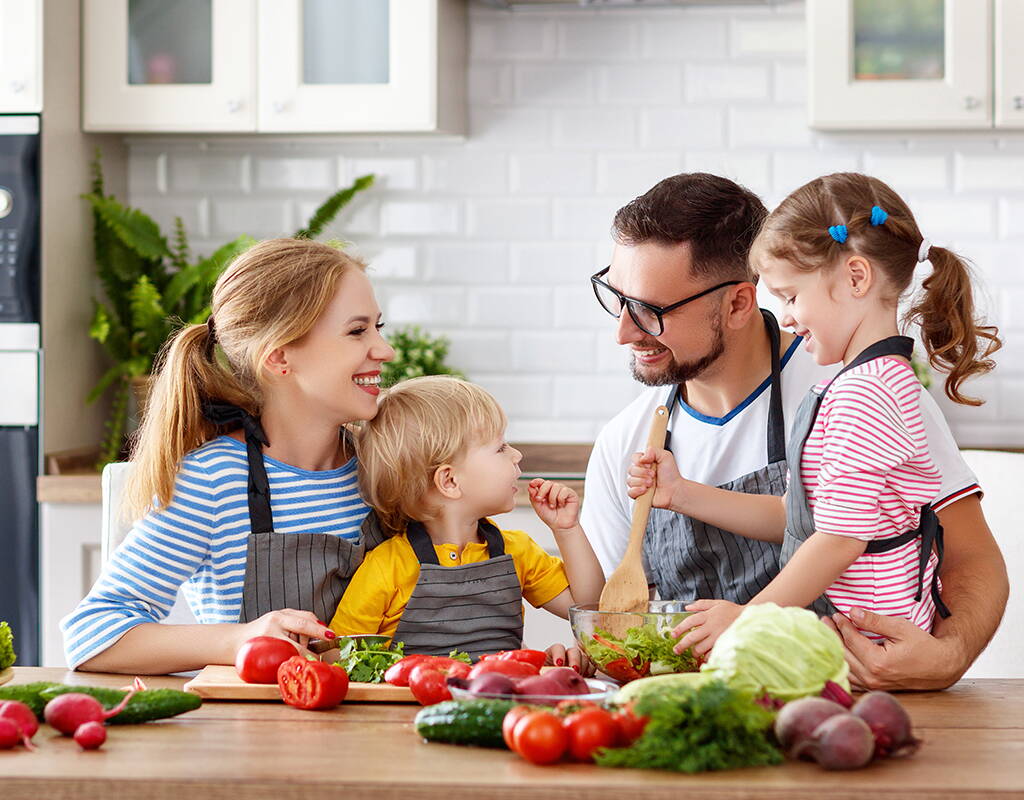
[626,448,685,511]
[671,599,744,656]
[529,478,580,531]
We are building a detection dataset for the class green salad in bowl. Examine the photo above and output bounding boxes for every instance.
[569,602,701,683]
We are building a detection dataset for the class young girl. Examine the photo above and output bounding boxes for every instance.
[330,376,605,663]
[62,238,395,674]
[627,172,1001,655]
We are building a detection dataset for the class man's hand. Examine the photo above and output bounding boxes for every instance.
[824,607,968,691]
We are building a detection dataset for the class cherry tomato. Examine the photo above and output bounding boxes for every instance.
[611,706,649,746]
[467,659,539,681]
[235,636,298,684]
[502,705,534,750]
[562,707,618,761]
[408,660,472,706]
[276,656,349,710]
[512,711,567,765]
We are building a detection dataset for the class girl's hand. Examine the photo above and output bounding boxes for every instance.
[529,478,580,531]
[544,642,596,677]
[671,599,744,657]
[626,448,685,511]
[234,609,336,656]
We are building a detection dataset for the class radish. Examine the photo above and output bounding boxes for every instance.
[44,689,136,736]
[0,700,39,739]
[73,721,107,750]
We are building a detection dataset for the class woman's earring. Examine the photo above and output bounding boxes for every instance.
[281,368,289,375]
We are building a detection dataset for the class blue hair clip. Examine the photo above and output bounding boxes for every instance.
[870,205,888,226]
[828,224,848,244]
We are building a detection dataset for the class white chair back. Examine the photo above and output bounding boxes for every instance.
[959,450,1022,679]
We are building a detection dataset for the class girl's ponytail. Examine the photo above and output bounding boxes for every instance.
[906,245,1001,406]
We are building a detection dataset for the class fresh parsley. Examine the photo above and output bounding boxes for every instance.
[333,639,405,684]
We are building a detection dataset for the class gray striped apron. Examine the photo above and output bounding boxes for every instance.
[643,309,787,604]
[782,335,951,619]
[392,519,524,659]
[200,400,382,624]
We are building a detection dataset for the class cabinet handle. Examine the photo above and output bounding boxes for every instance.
[1015,96,1024,111]
[964,96,983,111]
[225,98,243,113]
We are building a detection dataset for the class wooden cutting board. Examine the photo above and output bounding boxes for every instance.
[182,664,415,703]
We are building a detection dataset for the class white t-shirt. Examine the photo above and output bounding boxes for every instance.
[580,338,981,577]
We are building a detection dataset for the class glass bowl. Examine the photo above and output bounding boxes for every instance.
[448,677,618,706]
[569,601,700,684]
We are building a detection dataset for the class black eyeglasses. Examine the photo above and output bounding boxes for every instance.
[590,266,742,337]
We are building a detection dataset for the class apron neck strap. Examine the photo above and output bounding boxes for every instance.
[406,519,506,565]
[820,335,915,398]
[202,400,274,533]
[664,308,786,464]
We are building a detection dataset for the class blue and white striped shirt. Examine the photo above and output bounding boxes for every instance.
[61,436,370,669]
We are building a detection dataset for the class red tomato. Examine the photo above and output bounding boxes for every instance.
[407,660,472,706]
[468,659,539,681]
[562,707,618,761]
[600,657,650,683]
[479,649,547,670]
[611,706,649,746]
[384,655,434,686]
[502,705,534,750]
[276,656,349,710]
[512,711,567,765]
[235,636,298,684]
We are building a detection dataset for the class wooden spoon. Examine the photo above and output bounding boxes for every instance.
[598,404,670,615]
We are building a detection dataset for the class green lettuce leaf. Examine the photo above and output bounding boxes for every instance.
[0,621,15,671]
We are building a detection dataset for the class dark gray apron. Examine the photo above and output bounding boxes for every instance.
[643,309,787,604]
[782,335,951,619]
[392,519,525,659]
[201,401,384,624]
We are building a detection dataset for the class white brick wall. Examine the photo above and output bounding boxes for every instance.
[127,2,1024,448]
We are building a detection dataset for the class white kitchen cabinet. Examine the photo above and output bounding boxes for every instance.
[83,0,256,133]
[82,0,465,134]
[0,0,42,113]
[809,0,993,130]
[995,0,1024,128]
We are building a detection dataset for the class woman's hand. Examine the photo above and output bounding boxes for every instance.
[529,479,581,531]
[234,609,336,657]
[626,448,686,511]
[671,599,744,656]
[544,642,596,677]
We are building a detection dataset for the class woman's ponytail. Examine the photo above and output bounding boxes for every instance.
[906,245,1001,406]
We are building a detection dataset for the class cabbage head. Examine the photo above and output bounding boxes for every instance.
[701,603,849,701]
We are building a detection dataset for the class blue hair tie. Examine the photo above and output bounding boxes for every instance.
[870,205,888,226]
[828,224,848,244]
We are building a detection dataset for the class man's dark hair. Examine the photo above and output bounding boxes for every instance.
[612,173,767,281]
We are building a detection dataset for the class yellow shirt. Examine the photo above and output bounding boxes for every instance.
[330,526,569,641]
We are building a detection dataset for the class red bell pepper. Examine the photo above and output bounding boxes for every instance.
[467,658,540,681]
[600,657,650,683]
[276,656,349,710]
[478,649,547,670]
[407,659,472,706]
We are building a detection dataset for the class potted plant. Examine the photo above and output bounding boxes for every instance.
[85,152,374,466]
[380,326,465,388]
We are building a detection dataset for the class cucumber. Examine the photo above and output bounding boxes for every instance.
[414,699,516,748]
[39,685,202,724]
[0,682,62,719]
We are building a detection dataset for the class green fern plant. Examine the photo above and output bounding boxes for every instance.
[85,151,375,466]
[380,326,465,389]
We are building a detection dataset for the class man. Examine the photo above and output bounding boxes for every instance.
[579,173,1008,690]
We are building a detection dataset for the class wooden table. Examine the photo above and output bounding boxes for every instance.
[2,669,1022,800]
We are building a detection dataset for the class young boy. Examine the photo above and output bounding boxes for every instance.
[330,377,604,662]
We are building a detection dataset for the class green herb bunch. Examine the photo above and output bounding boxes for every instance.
[334,638,405,684]
[595,681,782,773]
[381,326,465,388]
[0,621,15,671]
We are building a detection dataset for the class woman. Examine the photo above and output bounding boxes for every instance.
[62,238,394,674]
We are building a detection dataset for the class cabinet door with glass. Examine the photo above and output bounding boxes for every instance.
[83,0,256,132]
[256,0,465,134]
[995,0,1024,128]
[0,0,42,113]
[809,0,991,129]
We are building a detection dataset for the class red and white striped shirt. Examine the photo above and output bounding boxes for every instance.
[800,357,941,636]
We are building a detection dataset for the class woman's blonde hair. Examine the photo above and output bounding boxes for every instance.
[751,172,1001,405]
[357,376,507,536]
[124,237,367,518]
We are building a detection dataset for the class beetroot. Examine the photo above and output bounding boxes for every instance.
[792,713,875,770]
[73,721,107,750]
[821,680,854,709]
[0,700,39,739]
[774,697,848,753]
[44,689,136,736]
[852,691,921,758]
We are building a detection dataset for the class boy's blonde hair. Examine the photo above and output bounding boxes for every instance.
[357,376,507,535]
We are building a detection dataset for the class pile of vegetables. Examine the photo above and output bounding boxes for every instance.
[0,621,15,672]
[386,649,550,706]
[580,621,700,682]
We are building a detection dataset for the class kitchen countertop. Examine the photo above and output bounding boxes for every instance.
[36,443,593,505]
[3,668,1023,799]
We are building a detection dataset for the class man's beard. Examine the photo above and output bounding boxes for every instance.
[630,312,726,387]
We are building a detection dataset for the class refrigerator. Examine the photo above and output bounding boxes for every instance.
[0,115,41,665]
